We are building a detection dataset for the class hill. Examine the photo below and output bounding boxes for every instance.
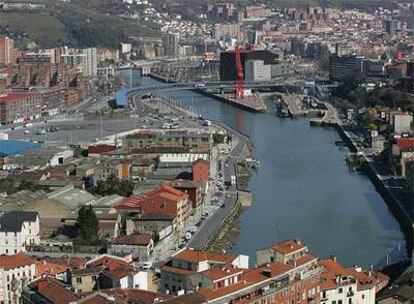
[0,0,161,49]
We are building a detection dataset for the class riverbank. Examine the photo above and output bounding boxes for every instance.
[135,74,406,268]
[335,122,414,256]
[151,94,255,252]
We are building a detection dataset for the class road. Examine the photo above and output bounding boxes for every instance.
[187,121,249,249]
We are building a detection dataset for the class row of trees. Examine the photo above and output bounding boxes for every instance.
[88,174,135,197]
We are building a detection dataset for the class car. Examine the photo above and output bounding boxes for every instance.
[142,262,153,270]
[189,227,197,233]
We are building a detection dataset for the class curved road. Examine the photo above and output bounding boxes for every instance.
[188,121,249,249]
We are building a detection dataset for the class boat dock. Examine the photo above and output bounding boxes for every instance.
[279,94,305,117]
[309,102,339,126]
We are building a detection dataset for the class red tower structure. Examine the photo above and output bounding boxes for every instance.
[235,46,244,98]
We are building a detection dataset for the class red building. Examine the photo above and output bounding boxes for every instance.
[192,159,210,184]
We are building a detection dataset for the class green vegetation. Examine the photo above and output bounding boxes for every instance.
[75,205,99,244]
[90,174,135,197]
[0,12,67,48]
[0,0,161,49]
[0,178,41,195]
[236,161,250,191]
[366,88,414,113]
[334,72,367,107]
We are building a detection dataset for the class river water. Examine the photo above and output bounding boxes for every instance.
[119,71,406,268]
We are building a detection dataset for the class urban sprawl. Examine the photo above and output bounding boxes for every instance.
[1,0,414,303]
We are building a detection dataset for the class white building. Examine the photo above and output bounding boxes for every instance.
[244,59,271,82]
[120,43,132,54]
[319,259,386,304]
[393,113,413,135]
[81,48,98,77]
[0,253,36,304]
[61,53,86,72]
[0,212,40,255]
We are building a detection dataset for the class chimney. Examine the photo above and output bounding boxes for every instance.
[38,281,48,291]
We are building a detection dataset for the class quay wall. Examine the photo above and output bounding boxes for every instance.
[335,123,414,253]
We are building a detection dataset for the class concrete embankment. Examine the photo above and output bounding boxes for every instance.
[335,123,414,253]
[203,121,253,252]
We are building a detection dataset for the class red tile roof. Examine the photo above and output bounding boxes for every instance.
[30,277,79,304]
[0,92,38,104]
[35,259,68,276]
[395,138,414,149]
[102,288,170,303]
[115,184,188,217]
[272,239,306,255]
[201,267,243,281]
[173,248,236,264]
[0,253,34,270]
[88,144,116,155]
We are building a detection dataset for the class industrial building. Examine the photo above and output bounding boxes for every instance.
[220,49,280,81]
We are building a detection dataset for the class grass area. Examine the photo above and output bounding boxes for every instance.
[236,161,250,191]
[0,12,70,47]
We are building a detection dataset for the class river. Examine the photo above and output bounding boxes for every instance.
[119,70,406,268]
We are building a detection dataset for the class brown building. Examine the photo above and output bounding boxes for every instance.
[0,36,15,65]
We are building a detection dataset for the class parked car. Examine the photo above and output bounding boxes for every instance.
[142,262,153,270]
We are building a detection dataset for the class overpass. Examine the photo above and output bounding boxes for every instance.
[115,80,315,107]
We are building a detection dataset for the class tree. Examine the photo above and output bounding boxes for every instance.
[76,205,99,243]
[117,180,134,197]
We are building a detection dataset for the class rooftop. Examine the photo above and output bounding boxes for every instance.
[173,247,236,264]
[272,239,306,255]
[0,253,34,270]
[0,211,38,232]
[29,277,79,304]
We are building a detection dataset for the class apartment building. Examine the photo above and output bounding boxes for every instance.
[123,130,213,154]
[0,253,37,304]
[160,247,249,294]
[0,36,15,65]
[0,211,40,255]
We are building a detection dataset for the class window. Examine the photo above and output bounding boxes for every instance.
[348,299,352,304]
[338,288,343,294]
[76,277,82,284]
[362,295,365,299]
[338,300,343,304]
[332,301,336,304]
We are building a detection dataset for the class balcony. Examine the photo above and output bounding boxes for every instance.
[347,291,354,297]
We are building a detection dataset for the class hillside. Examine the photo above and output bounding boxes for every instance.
[0,0,161,49]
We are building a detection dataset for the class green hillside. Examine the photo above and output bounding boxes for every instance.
[0,0,161,49]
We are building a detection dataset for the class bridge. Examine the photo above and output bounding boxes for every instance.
[116,60,159,75]
[115,80,316,107]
